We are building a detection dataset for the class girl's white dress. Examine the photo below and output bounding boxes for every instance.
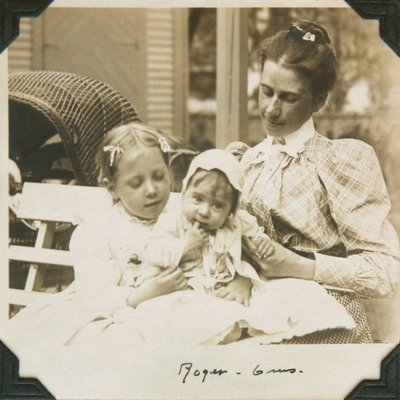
[3,203,152,361]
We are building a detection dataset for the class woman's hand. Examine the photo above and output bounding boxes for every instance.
[127,267,188,307]
[214,275,253,307]
[243,237,316,280]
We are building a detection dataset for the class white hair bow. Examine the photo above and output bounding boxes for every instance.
[103,145,124,167]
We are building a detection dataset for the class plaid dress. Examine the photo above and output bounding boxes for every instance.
[234,131,400,344]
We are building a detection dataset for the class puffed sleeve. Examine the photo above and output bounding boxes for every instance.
[225,141,250,161]
[313,139,400,297]
[69,218,135,316]
[143,209,185,268]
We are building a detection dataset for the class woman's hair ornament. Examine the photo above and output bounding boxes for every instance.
[288,21,329,45]
[302,32,316,42]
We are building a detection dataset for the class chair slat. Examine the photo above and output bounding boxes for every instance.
[9,246,73,266]
[16,183,112,224]
[8,289,53,306]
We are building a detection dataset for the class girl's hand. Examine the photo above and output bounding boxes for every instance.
[243,237,315,280]
[127,267,188,307]
[144,267,188,296]
[214,275,253,307]
[250,235,275,259]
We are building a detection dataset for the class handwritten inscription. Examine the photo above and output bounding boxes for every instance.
[178,362,228,383]
[252,364,303,375]
[178,362,303,383]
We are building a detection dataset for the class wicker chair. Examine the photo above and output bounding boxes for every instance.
[9,70,141,186]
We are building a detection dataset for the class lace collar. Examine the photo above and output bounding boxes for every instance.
[115,201,158,226]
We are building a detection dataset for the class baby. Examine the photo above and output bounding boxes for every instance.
[136,149,274,304]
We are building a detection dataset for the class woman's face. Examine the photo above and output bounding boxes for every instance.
[108,146,171,220]
[259,60,324,137]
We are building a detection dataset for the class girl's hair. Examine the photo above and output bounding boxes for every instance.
[96,122,198,190]
[257,20,338,96]
[186,169,239,214]
[96,122,170,184]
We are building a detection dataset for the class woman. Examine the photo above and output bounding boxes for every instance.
[228,20,400,343]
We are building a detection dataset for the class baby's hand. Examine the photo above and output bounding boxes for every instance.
[214,275,252,307]
[250,235,275,259]
[185,221,208,251]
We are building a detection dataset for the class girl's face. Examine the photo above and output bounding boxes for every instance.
[182,175,233,231]
[259,60,325,137]
[108,146,170,220]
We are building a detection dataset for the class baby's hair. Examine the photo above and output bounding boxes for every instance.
[186,168,239,214]
[96,122,169,184]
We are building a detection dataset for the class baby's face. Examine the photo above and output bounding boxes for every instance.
[182,180,233,231]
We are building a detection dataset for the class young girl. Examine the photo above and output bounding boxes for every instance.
[74,122,188,312]
[3,122,189,360]
[130,149,357,344]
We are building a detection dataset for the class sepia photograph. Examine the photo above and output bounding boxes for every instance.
[1,0,399,398]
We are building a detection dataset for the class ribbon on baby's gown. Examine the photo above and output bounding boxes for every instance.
[195,233,236,291]
[199,231,262,292]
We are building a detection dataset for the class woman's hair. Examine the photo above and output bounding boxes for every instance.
[257,20,338,96]
[96,122,170,184]
[186,169,239,214]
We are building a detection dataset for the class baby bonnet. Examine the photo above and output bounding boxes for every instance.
[181,148,244,193]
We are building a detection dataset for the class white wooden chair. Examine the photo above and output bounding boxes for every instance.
[8,182,113,308]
